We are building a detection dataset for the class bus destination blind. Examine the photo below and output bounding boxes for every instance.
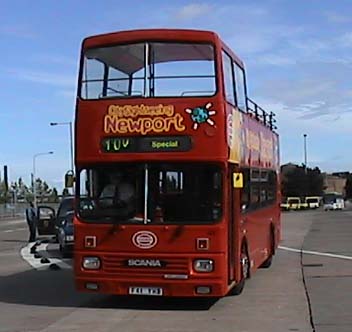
[101,136,192,153]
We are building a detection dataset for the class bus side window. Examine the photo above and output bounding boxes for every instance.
[241,168,250,212]
[250,168,260,209]
[233,62,247,112]
[267,171,277,202]
[222,51,236,106]
[259,170,268,205]
[251,184,260,208]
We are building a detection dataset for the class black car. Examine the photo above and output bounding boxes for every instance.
[54,196,74,241]
[58,211,74,257]
[37,196,74,239]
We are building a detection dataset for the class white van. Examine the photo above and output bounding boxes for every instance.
[323,194,345,211]
[304,196,320,209]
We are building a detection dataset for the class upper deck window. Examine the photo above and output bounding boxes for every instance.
[233,62,247,112]
[222,52,235,105]
[80,42,216,99]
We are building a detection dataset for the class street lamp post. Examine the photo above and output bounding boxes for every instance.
[50,122,74,172]
[33,151,54,207]
[303,134,308,173]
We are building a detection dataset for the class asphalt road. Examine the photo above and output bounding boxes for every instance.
[0,208,351,332]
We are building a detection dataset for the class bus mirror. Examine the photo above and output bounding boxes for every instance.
[65,171,75,188]
[233,172,243,188]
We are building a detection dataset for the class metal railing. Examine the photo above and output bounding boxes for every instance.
[246,98,277,131]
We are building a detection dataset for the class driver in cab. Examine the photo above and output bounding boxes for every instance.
[99,172,135,210]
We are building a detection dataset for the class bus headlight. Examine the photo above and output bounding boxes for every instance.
[193,259,214,272]
[82,257,101,270]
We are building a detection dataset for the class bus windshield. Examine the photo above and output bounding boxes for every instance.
[306,198,319,204]
[80,42,216,99]
[323,194,343,204]
[78,163,222,224]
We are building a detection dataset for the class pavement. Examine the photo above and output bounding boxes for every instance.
[302,210,352,332]
[0,209,351,331]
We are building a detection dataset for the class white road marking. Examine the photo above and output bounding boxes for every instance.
[20,242,72,270]
[279,245,352,261]
[0,219,25,226]
[3,227,27,233]
[20,243,44,269]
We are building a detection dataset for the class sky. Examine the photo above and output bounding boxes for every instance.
[1,0,352,191]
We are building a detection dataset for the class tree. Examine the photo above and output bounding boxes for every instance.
[62,188,70,197]
[34,178,53,202]
[281,164,324,197]
[50,187,59,202]
[345,175,352,199]
[0,177,58,203]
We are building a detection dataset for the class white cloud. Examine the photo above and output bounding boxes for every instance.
[258,98,352,171]
[8,69,76,87]
[0,25,37,38]
[324,12,352,24]
[56,90,76,99]
[175,3,212,21]
[338,32,352,48]
[30,54,78,66]
[253,53,297,66]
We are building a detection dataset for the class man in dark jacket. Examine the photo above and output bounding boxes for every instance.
[25,202,37,242]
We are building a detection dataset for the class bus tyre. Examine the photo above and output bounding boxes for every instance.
[260,229,275,269]
[260,255,272,269]
[230,244,249,296]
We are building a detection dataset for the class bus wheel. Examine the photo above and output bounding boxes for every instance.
[230,244,249,295]
[260,228,275,269]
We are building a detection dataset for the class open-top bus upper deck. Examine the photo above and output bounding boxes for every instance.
[76,29,278,169]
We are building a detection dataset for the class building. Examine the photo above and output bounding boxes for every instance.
[323,174,347,196]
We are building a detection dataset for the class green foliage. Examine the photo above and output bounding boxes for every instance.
[51,188,59,202]
[62,188,70,197]
[281,165,324,197]
[0,177,59,203]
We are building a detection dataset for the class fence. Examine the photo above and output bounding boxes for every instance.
[0,202,59,219]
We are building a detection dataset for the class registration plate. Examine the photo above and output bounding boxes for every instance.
[129,286,163,296]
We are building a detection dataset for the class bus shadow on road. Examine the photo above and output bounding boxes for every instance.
[0,269,91,308]
[0,269,218,310]
[90,295,218,311]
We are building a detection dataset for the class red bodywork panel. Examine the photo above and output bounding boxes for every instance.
[73,29,280,297]
[76,97,227,164]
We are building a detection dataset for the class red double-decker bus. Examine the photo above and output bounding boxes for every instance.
[74,29,280,297]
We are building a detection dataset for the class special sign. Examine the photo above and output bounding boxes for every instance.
[101,136,192,153]
[104,104,186,135]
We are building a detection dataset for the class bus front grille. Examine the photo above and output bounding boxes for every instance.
[101,255,189,276]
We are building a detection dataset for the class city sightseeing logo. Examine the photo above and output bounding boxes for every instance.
[104,104,186,135]
[185,103,216,130]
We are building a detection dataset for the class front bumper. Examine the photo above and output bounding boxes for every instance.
[75,276,227,297]
[75,251,229,297]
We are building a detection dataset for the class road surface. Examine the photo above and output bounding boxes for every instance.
[0,209,351,332]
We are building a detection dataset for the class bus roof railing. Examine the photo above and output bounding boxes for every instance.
[246,98,277,131]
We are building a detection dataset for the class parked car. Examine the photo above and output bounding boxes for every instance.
[58,211,74,257]
[54,196,74,241]
[304,196,321,209]
[324,197,345,211]
[281,197,301,211]
[36,196,74,239]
